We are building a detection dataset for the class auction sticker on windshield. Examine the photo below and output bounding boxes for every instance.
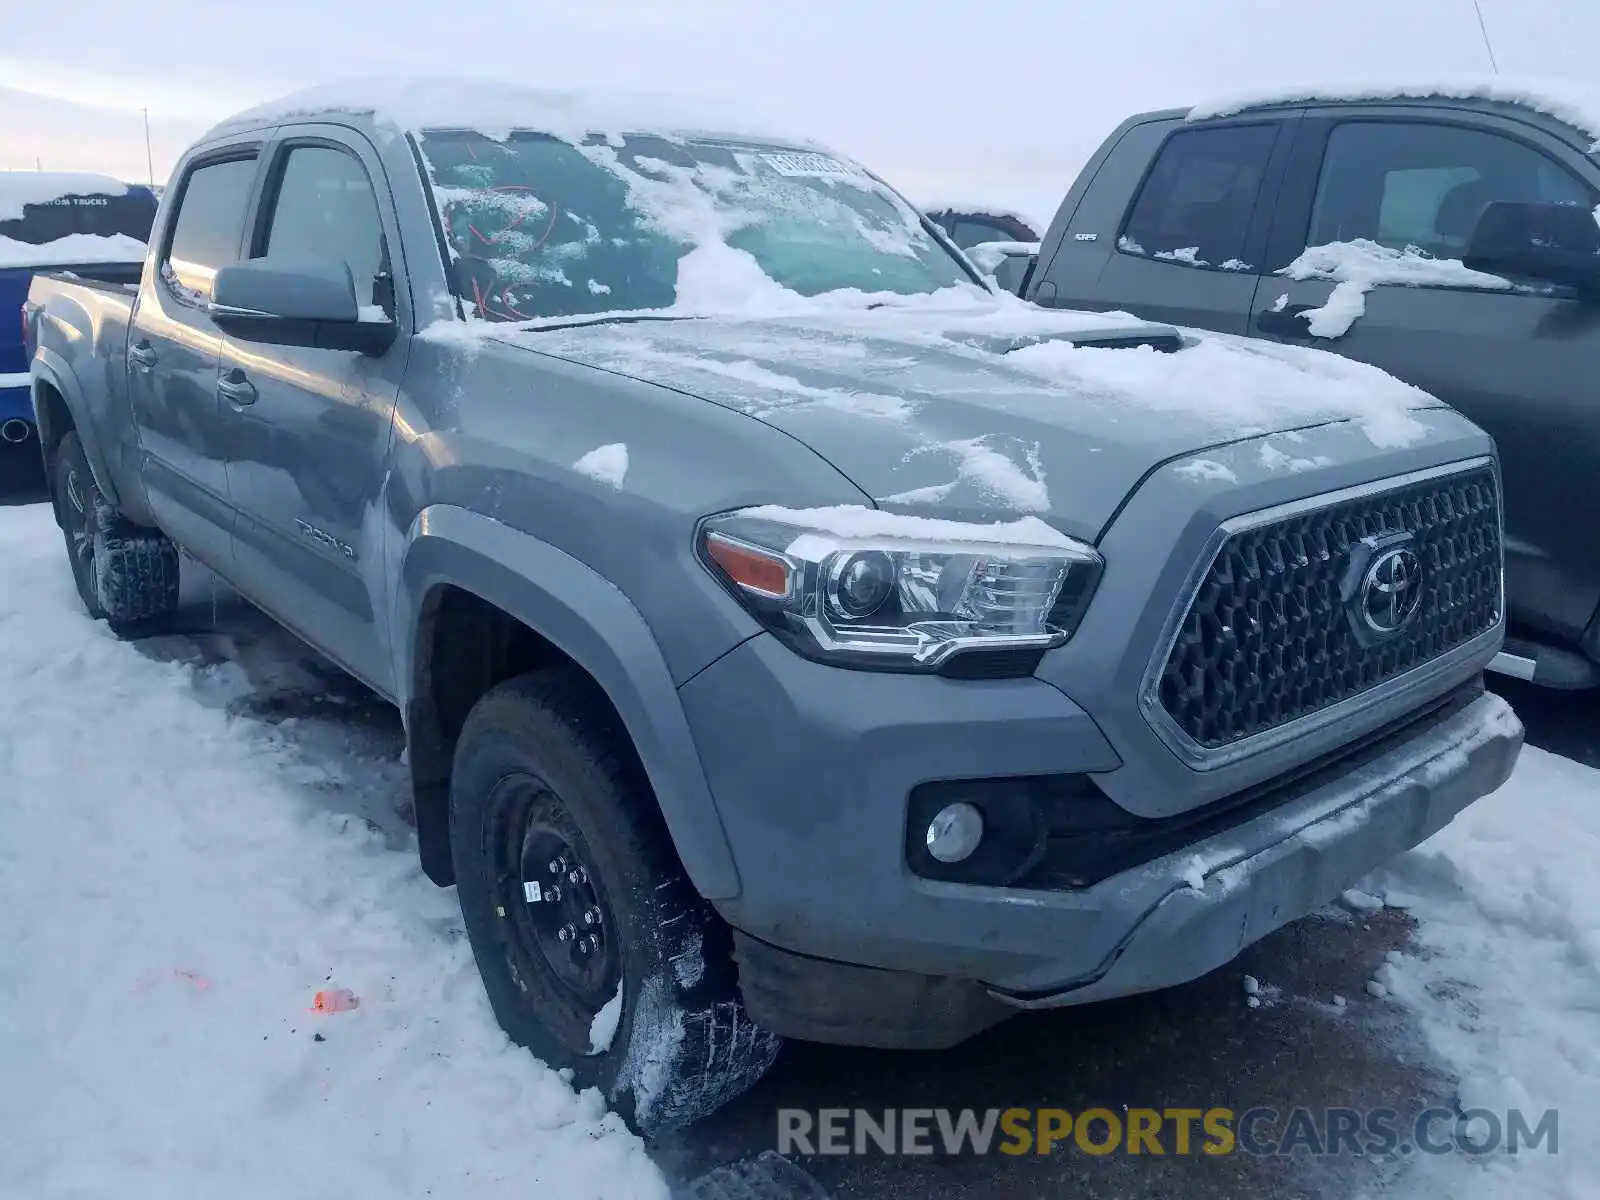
[758,151,867,180]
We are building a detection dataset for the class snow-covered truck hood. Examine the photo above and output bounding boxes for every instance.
[494,304,1458,541]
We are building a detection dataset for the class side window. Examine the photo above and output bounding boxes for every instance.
[260,145,387,309]
[950,218,1016,248]
[1120,124,1278,269]
[1307,122,1594,259]
[164,157,258,300]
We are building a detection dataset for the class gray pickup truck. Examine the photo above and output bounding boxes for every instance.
[24,81,1522,1132]
[1007,82,1600,689]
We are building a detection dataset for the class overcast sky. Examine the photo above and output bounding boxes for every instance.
[2,0,1595,222]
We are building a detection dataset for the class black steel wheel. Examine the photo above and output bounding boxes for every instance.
[450,670,782,1133]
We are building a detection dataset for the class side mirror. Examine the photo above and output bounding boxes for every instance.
[992,251,1037,297]
[209,256,397,354]
[966,241,1040,297]
[1463,201,1600,298]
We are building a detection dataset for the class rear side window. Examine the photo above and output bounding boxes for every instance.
[164,156,258,300]
[1119,124,1277,269]
[259,145,387,309]
[1307,121,1593,258]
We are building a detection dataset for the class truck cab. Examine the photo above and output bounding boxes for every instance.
[1019,88,1600,687]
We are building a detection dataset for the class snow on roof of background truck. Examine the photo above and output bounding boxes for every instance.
[208,77,819,149]
[0,171,128,223]
[1189,76,1600,150]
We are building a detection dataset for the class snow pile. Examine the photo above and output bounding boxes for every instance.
[1173,458,1239,484]
[0,231,147,268]
[735,504,1087,550]
[1363,743,1600,1200]
[574,442,630,489]
[920,199,1048,234]
[0,506,668,1200]
[211,76,812,149]
[1189,75,1600,151]
[1279,240,1509,337]
[0,170,128,222]
[886,435,1049,512]
[589,984,625,1056]
[999,325,1432,448]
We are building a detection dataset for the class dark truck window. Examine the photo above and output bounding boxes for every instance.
[0,186,156,246]
[164,156,257,300]
[1120,124,1277,269]
[1307,121,1593,259]
[259,145,386,309]
[948,217,1035,248]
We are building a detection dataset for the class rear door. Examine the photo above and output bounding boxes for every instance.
[127,146,261,568]
[1250,107,1600,648]
[1030,115,1297,332]
[220,127,410,695]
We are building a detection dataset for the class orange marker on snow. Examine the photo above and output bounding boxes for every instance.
[311,988,360,1013]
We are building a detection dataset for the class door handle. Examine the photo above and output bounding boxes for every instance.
[1256,304,1319,339]
[218,369,257,407]
[129,341,158,369]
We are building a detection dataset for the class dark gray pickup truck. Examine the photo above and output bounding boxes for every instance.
[1007,81,1600,688]
[24,80,1523,1132]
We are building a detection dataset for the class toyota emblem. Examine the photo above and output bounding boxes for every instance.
[1360,546,1425,635]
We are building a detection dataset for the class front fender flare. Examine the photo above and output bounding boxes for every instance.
[395,505,742,900]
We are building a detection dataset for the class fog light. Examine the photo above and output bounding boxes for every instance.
[925,802,984,863]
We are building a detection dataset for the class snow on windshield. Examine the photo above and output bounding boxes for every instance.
[417,131,969,322]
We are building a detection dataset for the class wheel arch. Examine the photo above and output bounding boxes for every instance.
[395,505,743,900]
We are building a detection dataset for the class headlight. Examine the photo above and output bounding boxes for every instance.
[697,505,1103,675]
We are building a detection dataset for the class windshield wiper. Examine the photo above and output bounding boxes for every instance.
[519,313,702,333]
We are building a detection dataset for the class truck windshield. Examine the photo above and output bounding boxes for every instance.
[417,129,973,322]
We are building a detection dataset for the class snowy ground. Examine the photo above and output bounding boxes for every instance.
[0,495,1595,1200]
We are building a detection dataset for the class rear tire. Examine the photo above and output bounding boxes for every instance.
[51,431,180,631]
[449,670,781,1134]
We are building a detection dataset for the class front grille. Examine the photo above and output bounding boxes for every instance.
[1154,463,1501,751]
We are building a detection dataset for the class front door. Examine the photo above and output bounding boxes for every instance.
[220,132,410,695]
[127,149,260,567]
[1251,111,1600,646]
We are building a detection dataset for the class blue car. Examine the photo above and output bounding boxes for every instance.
[1,173,155,469]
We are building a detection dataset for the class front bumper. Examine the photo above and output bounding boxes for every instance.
[679,636,1521,1044]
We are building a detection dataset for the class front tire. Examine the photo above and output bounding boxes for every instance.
[450,671,781,1133]
[51,431,180,631]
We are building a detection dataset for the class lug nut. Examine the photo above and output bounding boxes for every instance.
[548,885,562,902]
[548,858,563,875]
[557,924,575,943]
[585,934,601,953]
[576,938,592,956]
